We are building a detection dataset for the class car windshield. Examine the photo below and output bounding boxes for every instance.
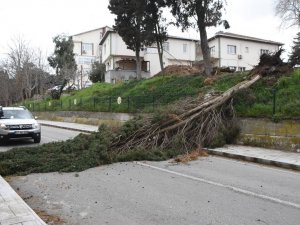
[0,109,34,119]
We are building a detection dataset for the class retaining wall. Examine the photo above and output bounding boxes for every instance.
[238,118,300,152]
[35,111,300,152]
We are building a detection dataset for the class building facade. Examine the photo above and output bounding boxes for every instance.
[100,31,283,83]
[100,31,200,83]
[72,27,283,85]
[72,26,111,88]
[207,32,283,71]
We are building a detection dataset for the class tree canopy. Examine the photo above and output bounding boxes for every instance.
[108,0,163,79]
[89,62,106,83]
[167,0,229,75]
[48,35,77,91]
[289,32,300,66]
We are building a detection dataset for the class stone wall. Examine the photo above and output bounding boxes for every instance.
[35,111,134,128]
[238,118,300,152]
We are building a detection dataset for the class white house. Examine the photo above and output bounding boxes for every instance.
[72,26,112,88]
[207,32,284,71]
[100,30,283,83]
[100,30,200,83]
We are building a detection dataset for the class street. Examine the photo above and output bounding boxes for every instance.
[8,152,300,225]
[0,125,82,152]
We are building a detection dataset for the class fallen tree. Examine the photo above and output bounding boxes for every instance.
[112,50,292,154]
[112,75,261,153]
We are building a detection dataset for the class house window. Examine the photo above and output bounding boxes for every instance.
[210,46,216,56]
[245,47,249,53]
[183,44,187,53]
[103,44,107,55]
[238,67,246,72]
[163,42,169,51]
[82,43,93,55]
[260,49,269,55]
[227,45,237,55]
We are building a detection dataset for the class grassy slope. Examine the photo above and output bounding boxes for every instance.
[235,70,300,119]
[26,75,206,112]
[22,70,299,117]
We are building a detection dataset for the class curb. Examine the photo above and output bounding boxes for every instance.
[205,148,300,171]
[39,123,95,134]
[0,176,47,225]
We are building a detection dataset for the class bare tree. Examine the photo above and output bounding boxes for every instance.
[276,0,300,27]
[0,69,9,106]
[1,36,50,103]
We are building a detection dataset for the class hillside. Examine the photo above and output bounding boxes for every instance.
[23,70,300,119]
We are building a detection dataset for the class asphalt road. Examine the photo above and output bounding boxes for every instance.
[8,157,300,225]
[0,125,82,152]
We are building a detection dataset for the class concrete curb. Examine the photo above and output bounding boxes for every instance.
[206,148,300,171]
[0,176,47,225]
[39,122,95,133]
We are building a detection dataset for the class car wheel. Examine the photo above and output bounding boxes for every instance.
[33,134,41,143]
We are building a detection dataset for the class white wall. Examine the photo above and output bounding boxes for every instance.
[111,33,144,57]
[102,33,198,78]
[73,29,103,60]
[144,48,161,76]
[165,38,196,62]
[209,37,280,70]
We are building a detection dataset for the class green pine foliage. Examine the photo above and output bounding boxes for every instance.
[289,32,300,66]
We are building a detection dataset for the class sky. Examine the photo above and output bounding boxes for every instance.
[0,0,298,61]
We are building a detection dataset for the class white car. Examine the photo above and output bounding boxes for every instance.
[0,106,41,145]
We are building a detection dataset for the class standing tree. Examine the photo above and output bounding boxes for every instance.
[167,0,229,75]
[4,36,50,102]
[89,62,106,83]
[108,0,157,79]
[48,35,77,97]
[289,32,300,66]
[276,0,300,28]
[0,69,9,106]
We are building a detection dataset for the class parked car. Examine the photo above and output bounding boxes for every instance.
[0,106,41,145]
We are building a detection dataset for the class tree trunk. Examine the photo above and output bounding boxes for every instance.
[155,24,164,71]
[199,23,212,76]
[136,51,142,80]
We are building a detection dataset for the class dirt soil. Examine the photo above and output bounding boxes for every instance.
[155,65,202,76]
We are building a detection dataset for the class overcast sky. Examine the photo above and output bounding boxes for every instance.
[0,0,298,61]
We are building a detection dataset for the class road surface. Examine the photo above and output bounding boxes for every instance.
[8,156,300,225]
[0,125,81,152]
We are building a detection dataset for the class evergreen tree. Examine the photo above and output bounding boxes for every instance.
[108,0,160,79]
[48,35,77,98]
[289,32,300,66]
[89,62,106,83]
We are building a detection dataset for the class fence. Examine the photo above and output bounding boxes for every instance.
[22,93,197,114]
[21,88,300,118]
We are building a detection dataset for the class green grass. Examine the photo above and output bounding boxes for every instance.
[23,73,245,113]
[235,70,300,119]
[22,70,300,118]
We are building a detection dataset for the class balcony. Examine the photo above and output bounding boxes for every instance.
[105,70,151,83]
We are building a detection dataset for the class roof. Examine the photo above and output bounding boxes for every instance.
[99,30,199,45]
[72,26,113,37]
[209,32,284,46]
